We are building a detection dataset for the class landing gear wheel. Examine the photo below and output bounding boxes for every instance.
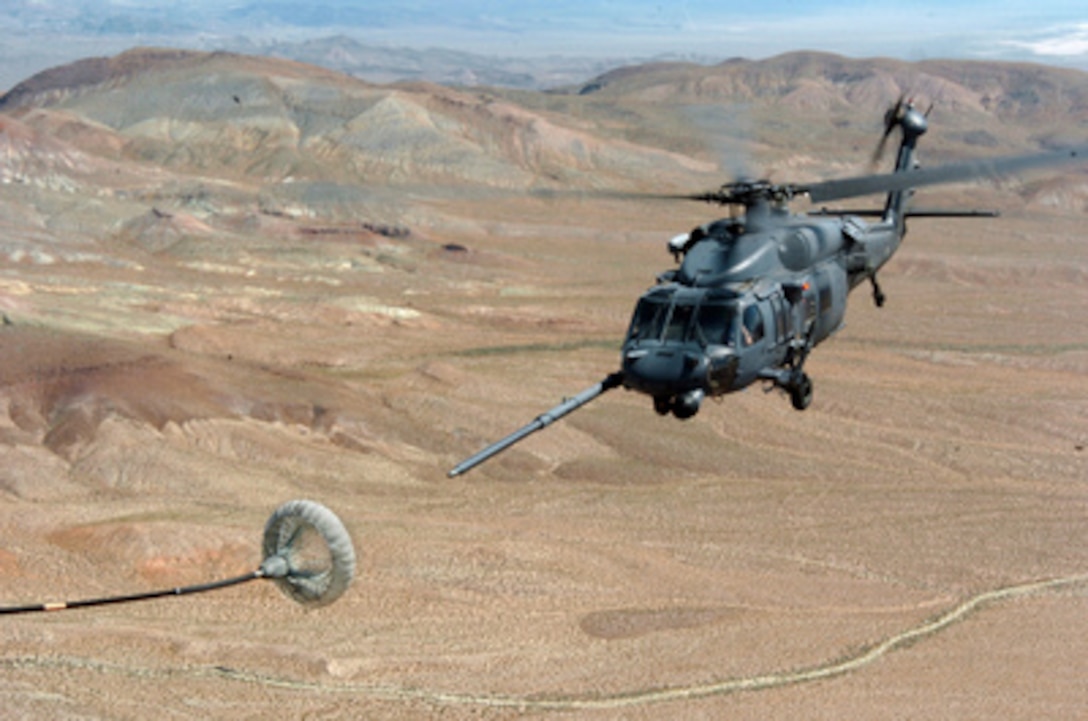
[790,374,813,411]
[653,395,672,416]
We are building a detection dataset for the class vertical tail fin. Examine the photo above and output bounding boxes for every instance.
[882,103,930,230]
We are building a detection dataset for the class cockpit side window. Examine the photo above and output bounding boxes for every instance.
[770,294,788,343]
[742,304,765,346]
[695,302,736,346]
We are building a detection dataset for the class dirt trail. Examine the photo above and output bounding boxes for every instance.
[4,573,1085,712]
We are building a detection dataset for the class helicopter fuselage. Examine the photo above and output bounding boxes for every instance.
[621,201,900,416]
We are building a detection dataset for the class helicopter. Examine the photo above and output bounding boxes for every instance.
[448,99,1086,477]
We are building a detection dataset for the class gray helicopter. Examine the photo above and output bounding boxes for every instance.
[448,100,1086,477]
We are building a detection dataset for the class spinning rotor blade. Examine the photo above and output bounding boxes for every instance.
[540,143,1086,210]
[526,187,708,203]
[450,130,1086,212]
[805,145,1088,203]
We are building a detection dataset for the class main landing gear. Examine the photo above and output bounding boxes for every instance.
[762,365,814,411]
[761,327,816,411]
[789,372,814,411]
[785,321,817,411]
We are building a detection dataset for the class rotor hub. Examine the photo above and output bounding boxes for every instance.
[900,104,929,139]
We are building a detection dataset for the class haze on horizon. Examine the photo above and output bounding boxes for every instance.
[2,1,1087,91]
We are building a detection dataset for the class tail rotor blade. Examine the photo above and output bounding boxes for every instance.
[870,94,906,169]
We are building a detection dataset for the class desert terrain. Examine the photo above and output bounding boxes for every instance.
[0,49,1086,718]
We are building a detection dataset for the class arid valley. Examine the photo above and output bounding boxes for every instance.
[0,49,1086,718]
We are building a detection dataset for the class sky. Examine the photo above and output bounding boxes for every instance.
[328,1,1088,67]
[162,2,1088,63]
[1,1,1086,91]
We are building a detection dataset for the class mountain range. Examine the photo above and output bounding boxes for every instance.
[3,48,1086,196]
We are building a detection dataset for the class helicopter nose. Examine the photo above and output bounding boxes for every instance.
[622,346,706,396]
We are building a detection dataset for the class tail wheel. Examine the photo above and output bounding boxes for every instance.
[790,374,813,411]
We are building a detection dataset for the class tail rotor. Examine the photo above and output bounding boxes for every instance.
[870,94,907,169]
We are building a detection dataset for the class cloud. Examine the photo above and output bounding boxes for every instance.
[1003,22,1088,57]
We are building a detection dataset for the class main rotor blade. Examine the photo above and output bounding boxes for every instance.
[448,372,624,478]
[806,145,1088,203]
[526,188,704,203]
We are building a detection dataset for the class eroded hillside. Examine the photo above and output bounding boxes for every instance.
[1,49,1086,719]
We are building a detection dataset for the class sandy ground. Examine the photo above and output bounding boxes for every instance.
[0,191,1086,719]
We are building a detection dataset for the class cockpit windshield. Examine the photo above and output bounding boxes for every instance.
[664,303,694,342]
[627,294,738,346]
[627,296,671,342]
